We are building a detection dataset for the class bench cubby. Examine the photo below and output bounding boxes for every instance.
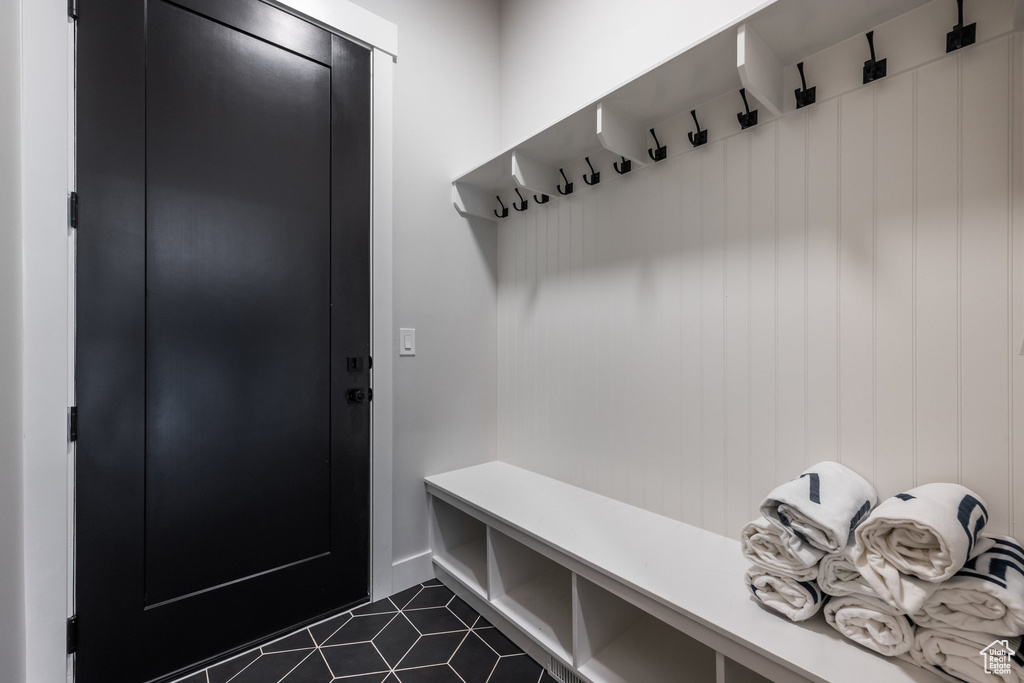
[428,495,488,599]
[574,575,716,683]
[488,528,574,662]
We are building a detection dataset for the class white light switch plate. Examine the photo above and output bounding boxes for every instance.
[400,328,416,356]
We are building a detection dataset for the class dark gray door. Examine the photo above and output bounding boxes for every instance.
[76,1,372,680]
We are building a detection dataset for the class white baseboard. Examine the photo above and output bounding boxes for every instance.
[391,550,433,594]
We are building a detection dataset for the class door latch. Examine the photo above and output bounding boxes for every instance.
[347,388,372,404]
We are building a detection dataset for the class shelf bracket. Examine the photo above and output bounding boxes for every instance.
[596,103,649,168]
[452,182,499,222]
[511,152,561,201]
[736,23,783,117]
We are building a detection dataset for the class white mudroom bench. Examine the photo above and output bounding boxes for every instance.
[425,462,938,683]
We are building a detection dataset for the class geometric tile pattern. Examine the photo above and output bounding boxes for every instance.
[173,580,560,683]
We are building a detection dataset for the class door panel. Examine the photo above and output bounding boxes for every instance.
[76,0,372,680]
[145,0,332,606]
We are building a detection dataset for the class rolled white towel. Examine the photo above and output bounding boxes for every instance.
[741,517,823,581]
[824,594,916,656]
[819,549,880,599]
[760,461,877,554]
[851,484,989,613]
[906,628,1022,683]
[915,535,1024,637]
[745,566,826,622]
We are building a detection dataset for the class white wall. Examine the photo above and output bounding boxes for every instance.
[496,15,1024,542]
[341,0,501,587]
[497,0,765,146]
[0,0,26,680]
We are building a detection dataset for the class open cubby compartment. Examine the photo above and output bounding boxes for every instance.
[573,575,716,683]
[487,528,574,663]
[717,654,775,683]
[429,496,488,599]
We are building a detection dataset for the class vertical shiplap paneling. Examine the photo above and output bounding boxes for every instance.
[534,201,549,479]
[725,135,752,535]
[806,98,841,466]
[598,177,618,501]
[604,180,624,501]
[493,38,1021,541]
[660,157,686,522]
[556,196,573,485]
[620,172,646,508]
[511,207,525,469]
[838,85,876,483]
[547,202,563,482]
[701,141,728,535]
[915,53,961,486]
[569,193,587,490]
[515,209,528,467]
[541,204,554,479]
[680,151,704,526]
[960,37,1012,534]
[505,210,517,462]
[776,112,808,481]
[496,206,507,460]
[748,124,778,498]
[608,174,630,505]
[1013,34,1024,542]
[640,168,664,514]
[526,204,540,475]
[582,186,600,493]
[874,71,916,500]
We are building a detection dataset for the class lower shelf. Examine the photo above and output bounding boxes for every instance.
[491,568,574,663]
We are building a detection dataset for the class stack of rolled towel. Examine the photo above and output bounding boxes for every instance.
[743,461,877,624]
[742,464,1024,682]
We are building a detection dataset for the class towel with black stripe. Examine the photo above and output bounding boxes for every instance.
[914,535,1024,637]
[760,461,878,555]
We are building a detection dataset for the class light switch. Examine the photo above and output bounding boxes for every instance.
[400,328,416,356]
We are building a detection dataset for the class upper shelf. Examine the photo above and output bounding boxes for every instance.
[452,0,936,220]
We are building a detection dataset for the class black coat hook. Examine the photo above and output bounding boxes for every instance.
[794,62,816,109]
[648,128,667,162]
[512,188,528,212]
[687,110,707,147]
[946,0,976,52]
[863,31,887,84]
[613,156,632,174]
[534,193,550,204]
[737,88,758,130]
[582,157,601,186]
[557,168,574,196]
[494,196,508,219]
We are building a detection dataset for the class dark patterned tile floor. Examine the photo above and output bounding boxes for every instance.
[174,580,560,683]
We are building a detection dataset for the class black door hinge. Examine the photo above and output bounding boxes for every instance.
[68,0,78,20]
[68,407,78,442]
[68,192,78,229]
[368,356,373,369]
[66,615,78,654]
